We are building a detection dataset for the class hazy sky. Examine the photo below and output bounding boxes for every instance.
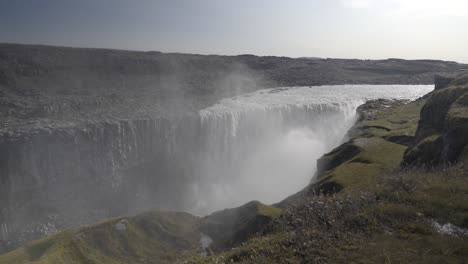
[1,0,467,62]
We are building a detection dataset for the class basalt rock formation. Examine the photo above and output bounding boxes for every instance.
[403,73,468,167]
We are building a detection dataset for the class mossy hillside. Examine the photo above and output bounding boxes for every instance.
[313,98,426,193]
[352,99,426,139]
[186,167,468,263]
[0,201,284,264]
[256,203,283,218]
[0,211,201,264]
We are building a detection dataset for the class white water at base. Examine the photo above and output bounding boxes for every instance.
[188,85,433,215]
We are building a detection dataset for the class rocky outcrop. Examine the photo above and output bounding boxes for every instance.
[403,73,468,167]
[200,201,282,251]
[434,74,458,90]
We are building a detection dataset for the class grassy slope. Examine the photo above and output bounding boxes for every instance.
[187,168,468,263]
[0,203,282,264]
[314,99,425,191]
[0,211,201,264]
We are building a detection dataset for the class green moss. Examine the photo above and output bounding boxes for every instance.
[192,167,468,263]
[360,100,425,139]
[313,99,426,193]
[328,162,382,188]
[319,138,406,190]
[255,203,283,218]
[0,212,201,264]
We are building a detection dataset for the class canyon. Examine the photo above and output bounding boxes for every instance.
[0,45,467,263]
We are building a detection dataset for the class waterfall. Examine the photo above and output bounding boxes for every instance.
[184,85,434,214]
[0,84,433,249]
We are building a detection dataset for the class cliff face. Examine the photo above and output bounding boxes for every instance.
[0,100,353,251]
[403,73,468,167]
[0,117,186,249]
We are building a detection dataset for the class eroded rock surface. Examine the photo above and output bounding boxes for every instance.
[403,73,468,167]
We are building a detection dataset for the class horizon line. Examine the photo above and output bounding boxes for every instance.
[0,42,466,64]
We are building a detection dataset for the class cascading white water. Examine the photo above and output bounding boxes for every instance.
[0,84,435,248]
[187,85,433,215]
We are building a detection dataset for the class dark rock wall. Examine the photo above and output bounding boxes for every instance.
[0,117,184,249]
[0,101,354,251]
[403,73,468,167]
[434,74,457,90]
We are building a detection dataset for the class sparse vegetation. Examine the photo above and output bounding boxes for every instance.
[186,167,468,263]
